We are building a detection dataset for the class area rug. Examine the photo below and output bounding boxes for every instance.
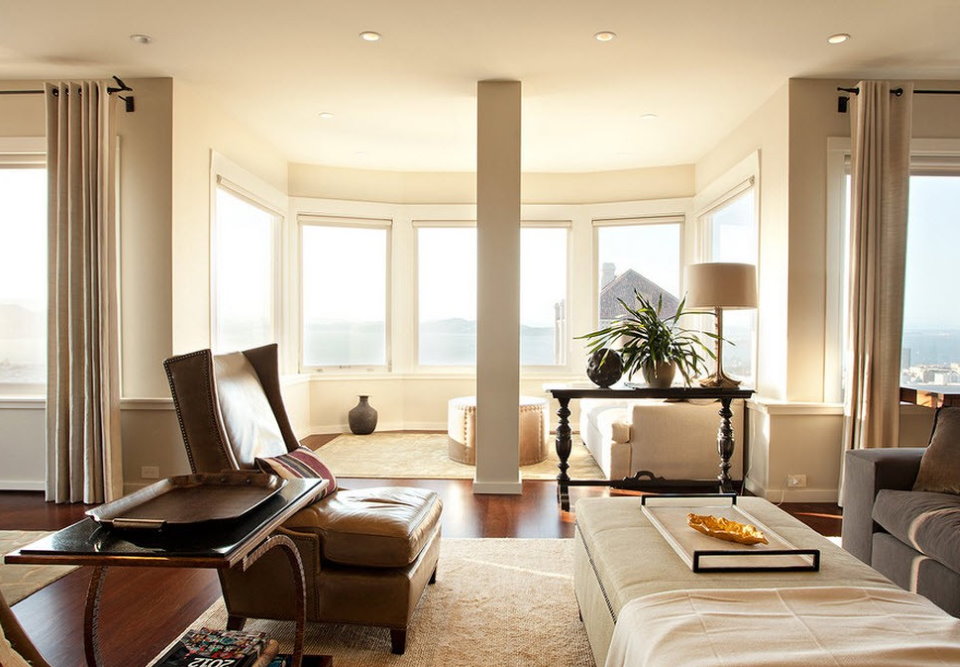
[149,538,594,666]
[0,530,78,604]
[313,432,604,480]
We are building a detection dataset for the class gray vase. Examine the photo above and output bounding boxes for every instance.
[641,361,677,388]
[348,395,378,435]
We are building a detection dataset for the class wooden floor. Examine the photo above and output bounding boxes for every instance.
[3,477,841,666]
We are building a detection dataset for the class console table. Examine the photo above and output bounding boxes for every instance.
[6,478,329,667]
[545,385,753,510]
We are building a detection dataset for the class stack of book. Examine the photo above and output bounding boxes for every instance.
[156,627,282,667]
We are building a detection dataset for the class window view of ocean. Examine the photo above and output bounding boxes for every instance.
[901,329,960,393]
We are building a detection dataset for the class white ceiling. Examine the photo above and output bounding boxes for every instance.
[1,0,959,172]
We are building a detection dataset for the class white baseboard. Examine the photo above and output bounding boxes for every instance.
[747,476,839,503]
[0,480,44,491]
[472,480,523,495]
[306,421,447,436]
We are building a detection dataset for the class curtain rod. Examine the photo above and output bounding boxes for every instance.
[0,76,135,112]
[837,86,960,113]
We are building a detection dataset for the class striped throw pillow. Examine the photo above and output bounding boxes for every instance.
[256,446,337,496]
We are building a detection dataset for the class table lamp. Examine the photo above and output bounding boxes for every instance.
[684,262,757,388]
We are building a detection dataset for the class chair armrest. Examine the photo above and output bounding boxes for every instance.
[841,448,925,565]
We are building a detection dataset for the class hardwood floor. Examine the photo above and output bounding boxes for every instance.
[2,479,841,666]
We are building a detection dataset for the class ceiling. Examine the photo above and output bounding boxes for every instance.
[1,0,959,172]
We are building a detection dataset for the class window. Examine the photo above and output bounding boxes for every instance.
[900,171,960,392]
[595,219,681,329]
[417,226,477,366]
[699,183,758,386]
[212,184,280,352]
[521,226,568,366]
[301,219,389,368]
[0,163,46,394]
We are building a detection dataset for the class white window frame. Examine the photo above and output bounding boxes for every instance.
[298,214,393,373]
[0,137,46,398]
[825,137,960,402]
[209,152,286,355]
[520,220,572,370]
[591,214,686,330]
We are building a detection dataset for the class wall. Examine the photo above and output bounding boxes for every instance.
[289,162,694,204]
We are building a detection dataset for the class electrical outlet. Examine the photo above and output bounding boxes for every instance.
[787,474,807,488]
[141,465,160,480]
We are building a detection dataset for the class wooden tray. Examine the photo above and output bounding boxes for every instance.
[86,472,286,529]
[640,494,820,573]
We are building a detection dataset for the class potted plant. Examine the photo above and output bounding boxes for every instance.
[578,290,717,388]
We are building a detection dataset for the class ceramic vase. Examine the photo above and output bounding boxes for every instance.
[348,395,378,435]
[641,361,676,388]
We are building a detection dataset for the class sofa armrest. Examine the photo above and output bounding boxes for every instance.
[841,448,925,565]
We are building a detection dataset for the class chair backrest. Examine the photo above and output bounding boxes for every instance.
[164,343,299,472]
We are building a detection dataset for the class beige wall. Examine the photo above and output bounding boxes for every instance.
[289,162,694,204]
[171,80,288,355]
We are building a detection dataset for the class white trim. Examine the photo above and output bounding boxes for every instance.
[0,136,45,153]
[591,214,685,227]
[693,151,760,215]
[472,480,523,495]
[119,398,174,411]
[747,399,844,416]
[299,213,392,229]
[0,480,44,491]
[0,398,44,409]
[307,420,446,434]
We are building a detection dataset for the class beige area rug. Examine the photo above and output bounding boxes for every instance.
[0,530,78,605]
[150,538,594,667]
[314,432,604,480]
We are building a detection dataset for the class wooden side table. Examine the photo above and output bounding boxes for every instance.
[544,385,753,510]
[6,478,329,667]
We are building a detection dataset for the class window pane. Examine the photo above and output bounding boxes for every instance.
[0,167,46,393]
[418,227,477,366]
[521,227,567,365]
[597,223,680,328]
[213,187,277,352]
[704,188,758,385]
[302,225,387,367]
[901,175,960,392]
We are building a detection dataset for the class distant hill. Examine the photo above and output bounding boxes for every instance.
[0,303,44,338]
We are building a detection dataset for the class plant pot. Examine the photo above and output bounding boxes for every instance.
[348,395,378,435]
[641,361,676,388]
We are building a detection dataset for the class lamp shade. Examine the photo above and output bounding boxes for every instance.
[685,262,757,309]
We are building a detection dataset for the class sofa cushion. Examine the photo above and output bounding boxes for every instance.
[872,489,960,575]
[914,406,960,494]
[284,487,442,568]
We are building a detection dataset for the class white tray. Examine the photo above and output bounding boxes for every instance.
[640,495,820,573]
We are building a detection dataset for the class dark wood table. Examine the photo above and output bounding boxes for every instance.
[6,477,329,667]
[545,385,754,510]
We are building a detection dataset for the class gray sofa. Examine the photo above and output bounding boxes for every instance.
[842,447,960,616]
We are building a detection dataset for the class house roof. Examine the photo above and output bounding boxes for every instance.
[599,269,679,321]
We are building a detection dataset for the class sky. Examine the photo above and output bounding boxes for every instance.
[0,167,46,306]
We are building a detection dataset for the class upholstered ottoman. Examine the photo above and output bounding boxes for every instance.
[447,395,549,465]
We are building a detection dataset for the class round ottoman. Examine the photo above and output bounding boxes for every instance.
[447,395,550,466]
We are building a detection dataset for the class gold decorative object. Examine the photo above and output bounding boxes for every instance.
[687,513,768,545]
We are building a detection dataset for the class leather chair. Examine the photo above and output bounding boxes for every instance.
[163,344,442,654]
[1,592,51,667]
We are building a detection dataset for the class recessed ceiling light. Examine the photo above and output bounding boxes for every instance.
[594,31,617,42]
[640,113,659,120]
[129,34,152,45]
[359,31,382,42]
[827,33,850,44]
[318,112,334,119]
[354,151,368,157]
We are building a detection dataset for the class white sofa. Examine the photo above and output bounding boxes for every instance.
[579,398,744,481]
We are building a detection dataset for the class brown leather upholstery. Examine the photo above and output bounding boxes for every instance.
[1,592,51,667]
[164,344,442,654]
[287,487,443,568]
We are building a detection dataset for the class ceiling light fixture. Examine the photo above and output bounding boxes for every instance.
[827,33,850,44]
[129,33,152,45]
[319,112,334,119]
[594,31,617,42]
[359,31,382,42]
[640,113,659,120]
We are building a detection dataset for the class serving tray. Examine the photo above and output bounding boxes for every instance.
[86,472,286,529]
[640,494,820,573]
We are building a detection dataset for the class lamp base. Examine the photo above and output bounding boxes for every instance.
[698,370,741,389]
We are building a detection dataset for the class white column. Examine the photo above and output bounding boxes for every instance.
[474,80,522,495]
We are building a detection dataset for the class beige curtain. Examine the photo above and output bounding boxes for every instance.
[45,81,123,504]
[843,81,913,453]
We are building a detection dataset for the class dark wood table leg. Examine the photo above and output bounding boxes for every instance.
[555,397,572,511]
[242,533,307,667]
[83,565,108,667]
[717,397,736,493]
